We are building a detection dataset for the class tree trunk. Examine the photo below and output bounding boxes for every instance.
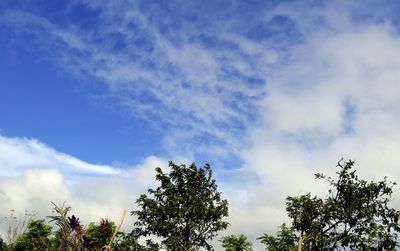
[298,235,302,251]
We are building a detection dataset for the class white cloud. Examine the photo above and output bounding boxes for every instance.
[0,135,169,240]
[0,135,120,176]
[219,8,400,248]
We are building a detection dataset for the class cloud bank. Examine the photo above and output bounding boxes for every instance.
[0,135,166,239]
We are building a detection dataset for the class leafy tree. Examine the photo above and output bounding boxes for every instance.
[12,219,52,251]
[220,234,253,251]
[84,218,116,249]
[257,223,296,251]
[132,161,229,250]
[286,159,400,250]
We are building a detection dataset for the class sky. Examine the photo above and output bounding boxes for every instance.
[1,0,400,249]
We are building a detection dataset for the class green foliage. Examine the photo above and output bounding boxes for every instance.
[220,234,253,251]
[112,233,160,251]
[47,202,86,250]
[257,223,296,251]
[286,159,400,250]
[84,218,116,249]
[47,201,73,249]
[132,161,229,250]
[12,219,52,251]
[1,203,155,251]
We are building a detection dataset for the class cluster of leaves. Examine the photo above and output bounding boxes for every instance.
[46,202,86,250]
[220,234,253,251]
[258,223,297,251]
[85,218,116,249]
[7,219,51,251]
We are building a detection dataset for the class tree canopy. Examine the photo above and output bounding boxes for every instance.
[286,159,400,250]
[220,234,253,251]
[12,219,52,251]
[132,161,229,250]
[258,223,297,251]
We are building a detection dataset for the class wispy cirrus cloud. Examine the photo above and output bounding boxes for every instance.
[0,0,280,160]
[2,1,400,159]
[0,135,120,176]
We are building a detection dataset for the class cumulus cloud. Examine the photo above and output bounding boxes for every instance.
[0,135,168,239]
[224,4,400,248]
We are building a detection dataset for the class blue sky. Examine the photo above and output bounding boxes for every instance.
[0,54,165,164]
[0,0,287,166]
[1,0,400,249]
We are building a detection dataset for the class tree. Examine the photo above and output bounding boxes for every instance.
[220,234,253,251]
[286,159,400,250]
[12,219,52,251]
[257,223,297,251]
[132,161,229,250]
